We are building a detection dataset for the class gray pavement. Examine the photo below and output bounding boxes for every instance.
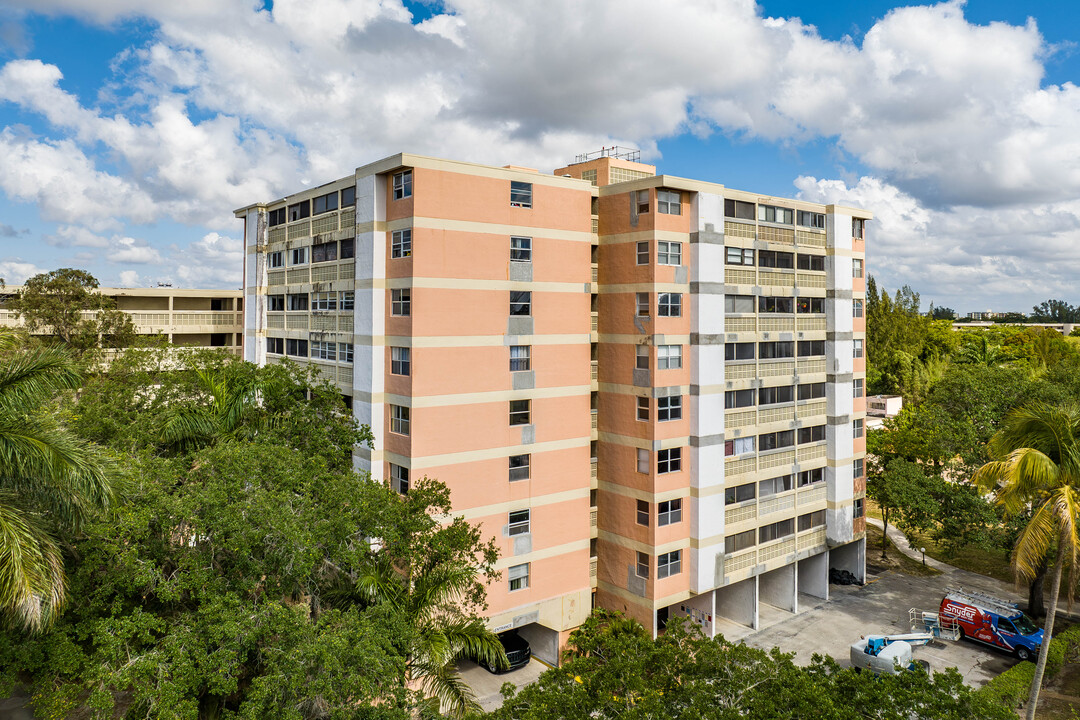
[458,657,548,712]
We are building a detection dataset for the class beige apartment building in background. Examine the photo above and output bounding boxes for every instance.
[235,149,869,662]
[0,286,244,352]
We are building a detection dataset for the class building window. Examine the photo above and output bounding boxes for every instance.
[285,338,308,358]
[797,297,825,314]
[508,563,529,591]
[312,291,337,311]
[759,385,794,405]
[312,241,338,264]
[657,190,680,215]
[288,200,310,222]
[511,236,532,262]
[760,474,794,496]
[390,463,409,494]
[797,425,826,444]
[636,190,650,214]
[853,299,864,318]
[726,247,754,265]
[636,551,649,579]
[268,208,287,227]
[636,345,649,370]
[798,510,827,532]
[759,250,794,269]
[509,400,531,426]
[391,289,411,316]
[341,186,356,206]
[391,229,412,258]
[268,295,284,311]
[391,347,410,375]
[637,448,649,474]
[759,296,794,313]
[724,436,755,457]
[725,483,756,505]
[798,468,824,487]
[759,519,795,543]
[266,337,284,354]
[340,291,355,310]
[852,218,865,239]
[797,382,826,400]
[637,396,649,422]
[657,241,681,265]
[393,170,412,200]
[340,238,355,259]
[510,181,532,208]
[268,251,284,268]
[724,199,756,220]
[854,498,865,519]
[853,339,864,358]
[312,340,337,361]
[509,345,531,372]
[510,291,531,316]
[797,210,825,229]
[636,241,649,265]
[854,458,864,478]
[636,499,649,526]
[508,509,531,536]
[390,405,410,435]
[854,378,864,398]
[312,191,339,216]
[725,389,755,409]
[758,205,793,224]
[287,293,308,311]
[658,293,682,317]
[657,396,682,421]
[657,550,681,578]
[725,295,755,313]
[853,258,864,278]
[509,454,530,481]
[657,448,681,474]
[726,529,756,552]
[759,341,794,359]
[853,418,864,438]
[797,254,825,271]
[636,292,650,316]
[798,340,825,357]
[759,430,795,451]
[340,343,354,363]
[726,342,755,361]
[657,345,681,369]
[658,499,681,526]
[290,247,308,266]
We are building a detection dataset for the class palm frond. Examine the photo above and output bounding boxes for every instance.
[0,343,82,416]
[0,497,65,631]
[1012,500,1060,581]
[412,656,481,720]
[159,407,219,451]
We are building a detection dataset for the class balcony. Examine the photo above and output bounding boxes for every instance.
[590,506,598,529]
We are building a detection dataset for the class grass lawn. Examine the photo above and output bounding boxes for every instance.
[864,523,941,577]
[865,499,1014,583]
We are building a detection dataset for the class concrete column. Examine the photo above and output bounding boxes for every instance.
[798,551,829,601]
[353,171,385,477]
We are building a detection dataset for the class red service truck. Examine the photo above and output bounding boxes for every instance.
[939,587,1043,661]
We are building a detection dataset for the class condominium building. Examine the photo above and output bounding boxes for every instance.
[0,286,244,352]
[235,150,869,661]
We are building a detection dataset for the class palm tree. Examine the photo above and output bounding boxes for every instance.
[159,366,263,452]
[973,402,1080,720]
[355,553,507,718]
[958,334,1003,367]
[0,333,115,630]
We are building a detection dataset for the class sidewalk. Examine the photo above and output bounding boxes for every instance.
[866,517,952,572]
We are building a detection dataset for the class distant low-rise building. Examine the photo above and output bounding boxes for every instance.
[0,286,244,353]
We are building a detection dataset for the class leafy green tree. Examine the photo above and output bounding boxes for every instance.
[973,402,1080,720]
[345,479,502,718]
[1030,299,1080,323]
[929,304,957,320]
[7,269,136,351]
[957,334,1003,367]
[0,333,116,631]
[483,610,1014,720]
[865,458,938,559]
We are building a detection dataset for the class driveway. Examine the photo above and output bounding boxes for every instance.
[458,657,548,712]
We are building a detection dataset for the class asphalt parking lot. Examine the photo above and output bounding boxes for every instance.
[733,559,1023,686]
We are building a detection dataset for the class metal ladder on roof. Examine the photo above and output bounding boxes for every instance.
[945,587,1019,616]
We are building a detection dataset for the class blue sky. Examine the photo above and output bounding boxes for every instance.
[1,0,1080,314]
